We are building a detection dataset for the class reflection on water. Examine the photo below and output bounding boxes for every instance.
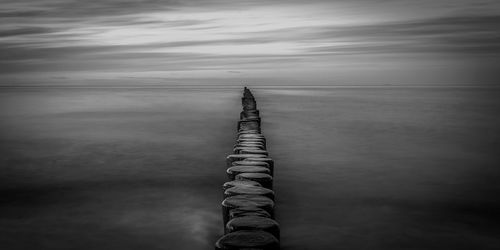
[1,87,499,249]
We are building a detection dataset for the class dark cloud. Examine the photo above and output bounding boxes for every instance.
[326,15,500,38]
[1,0,176,18]
[0,27,53,37]
[0,10,47,18]
[305,15,500,55]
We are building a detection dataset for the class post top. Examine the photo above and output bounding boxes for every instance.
[243,87,254,99]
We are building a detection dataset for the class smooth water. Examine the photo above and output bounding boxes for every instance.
[1,86,499,249]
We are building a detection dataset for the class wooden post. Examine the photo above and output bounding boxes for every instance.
[240,110,260,120]
[215,230,279,250]
[236,172,273,190]
[231,160,269,167]
[226,154,267,167]
[234,142,266,150]
[233,146,262,154]
[221,194,275,227]
[239,149,269,155]
[238,119,261,133]
[226,216,280,240]
[241,157,274,176]
[226,166,271,180]
[223,180,262,191]
[229,207,271,220]
[224,186,275,200]
[216,87,280,249]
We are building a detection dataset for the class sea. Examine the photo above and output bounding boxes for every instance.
[1,86,499,249]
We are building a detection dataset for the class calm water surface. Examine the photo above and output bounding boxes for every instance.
[1,86,499,249]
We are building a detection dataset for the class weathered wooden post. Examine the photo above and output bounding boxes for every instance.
[226,216,280,239]
[240,110,260,120]
[224,186,275,200]
[215,87,280,249]
[215,230,279,250]
[221,194,275,227]
[233,146,263,154]
[229,207,271,220]
[226,153,267,167]
[226,165,271,180]
[236,172,273,190]
[223,180,262,191]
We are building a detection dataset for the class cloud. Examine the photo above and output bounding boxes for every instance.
[1,0,499,85]
[306,15,500,55]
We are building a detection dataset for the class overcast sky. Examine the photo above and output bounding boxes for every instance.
[1,0,499,86]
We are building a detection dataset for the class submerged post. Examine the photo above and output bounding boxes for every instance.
[215,87,280,250]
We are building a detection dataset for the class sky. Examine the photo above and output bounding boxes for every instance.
[1,0,500,86]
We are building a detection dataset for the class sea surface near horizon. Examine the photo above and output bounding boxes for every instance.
[1,86,499,249]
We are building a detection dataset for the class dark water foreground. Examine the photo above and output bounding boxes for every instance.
[1,86,499,249]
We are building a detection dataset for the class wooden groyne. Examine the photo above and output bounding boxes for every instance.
[215,87,280,250]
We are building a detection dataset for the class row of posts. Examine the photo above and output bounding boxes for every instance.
[214,87,280,249]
